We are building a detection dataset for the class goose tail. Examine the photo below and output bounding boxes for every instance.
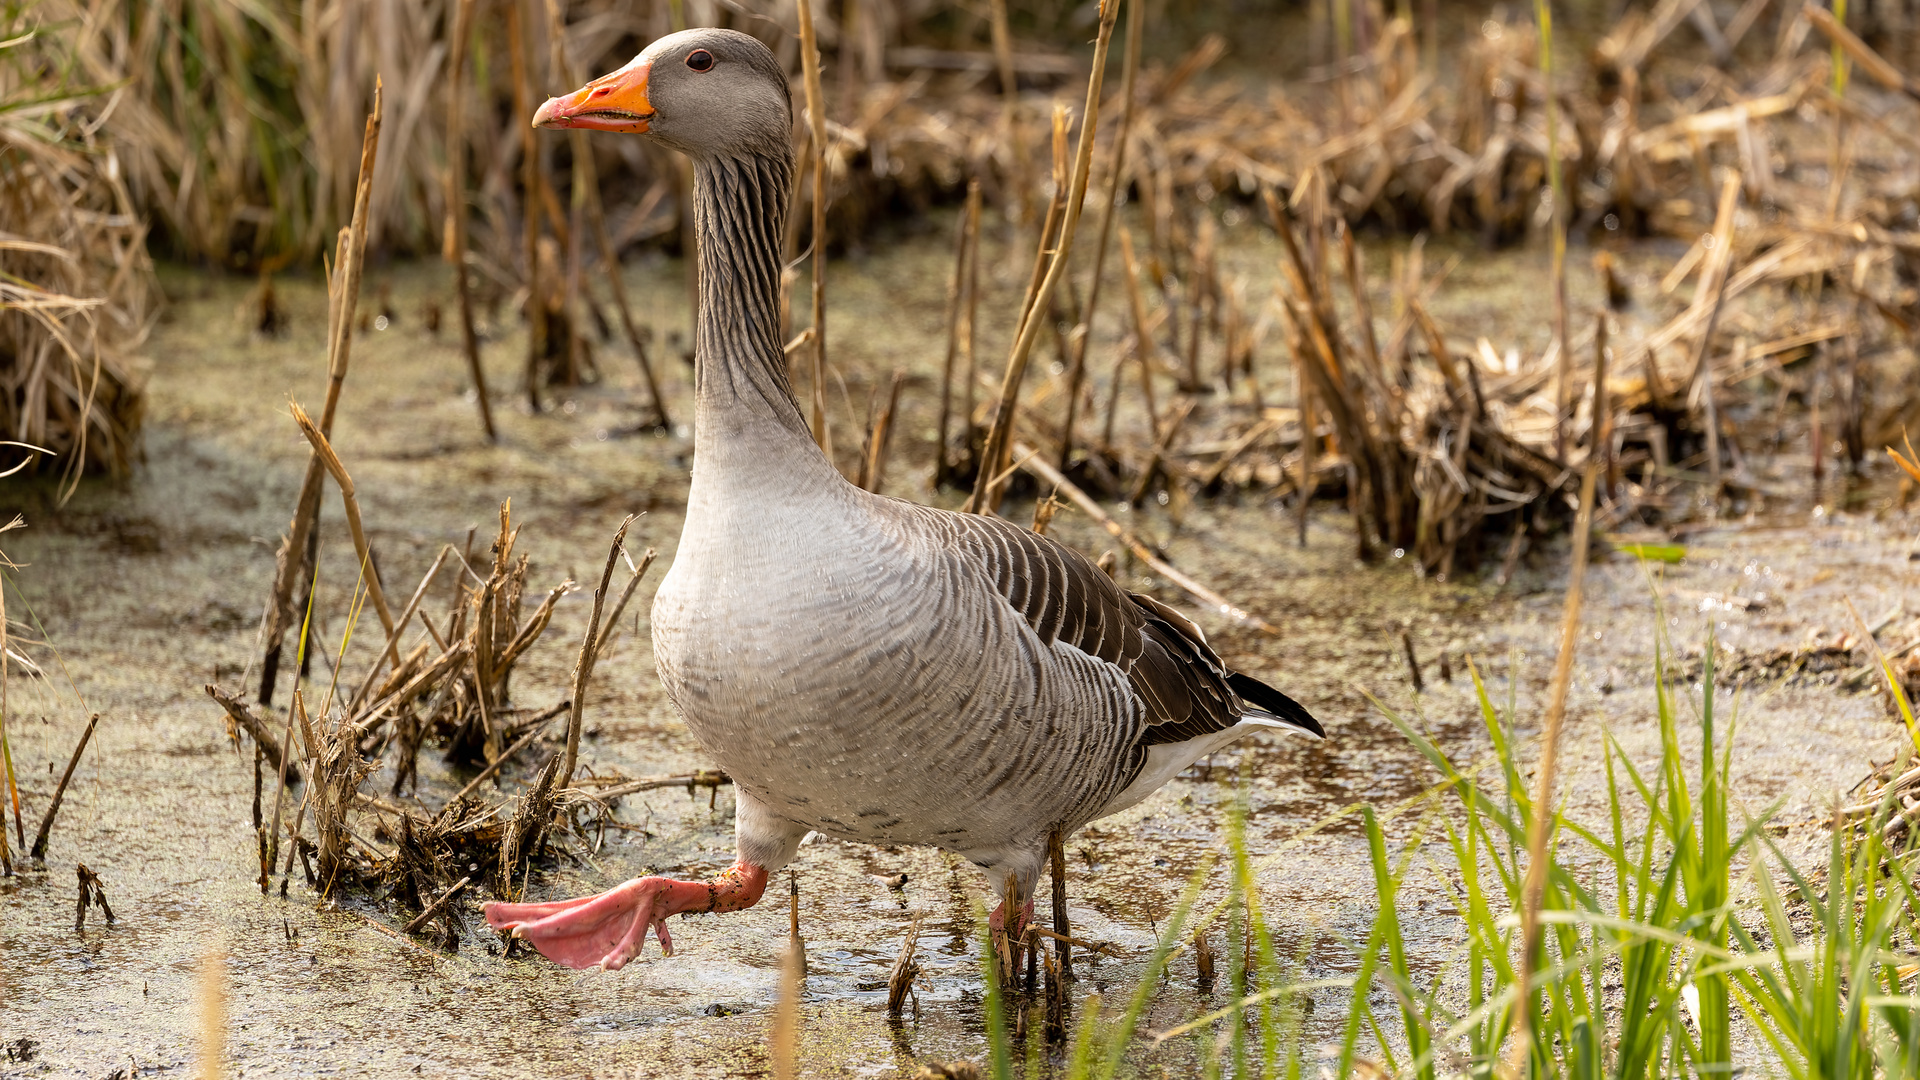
[1228,672,1325,739]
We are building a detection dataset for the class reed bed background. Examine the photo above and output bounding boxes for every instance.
[1,1,156,490]
[4,0,1919,1073]
[6,0,1917,562]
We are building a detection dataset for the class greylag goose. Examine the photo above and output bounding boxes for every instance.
[485,27,1324,972]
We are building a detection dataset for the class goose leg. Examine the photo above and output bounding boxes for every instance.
[484,786,806,970]
[988,898,1037,938]
[484,862,767,970]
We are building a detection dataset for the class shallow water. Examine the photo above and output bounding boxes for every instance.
[1,220,1914,1077]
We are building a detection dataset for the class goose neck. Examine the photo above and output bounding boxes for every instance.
[688,152,827,478]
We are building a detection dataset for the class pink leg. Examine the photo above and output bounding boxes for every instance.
[988,899,1036,939]
[484,862,768,970]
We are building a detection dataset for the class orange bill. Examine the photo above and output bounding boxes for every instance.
[531,57,653,132]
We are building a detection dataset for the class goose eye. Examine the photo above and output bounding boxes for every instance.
[686,49,714,72]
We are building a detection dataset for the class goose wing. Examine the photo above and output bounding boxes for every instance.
[925,507,1322,747]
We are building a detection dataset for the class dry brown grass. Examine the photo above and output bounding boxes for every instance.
[1,3,156,490]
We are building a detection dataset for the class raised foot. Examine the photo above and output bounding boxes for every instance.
[483,862,768,970]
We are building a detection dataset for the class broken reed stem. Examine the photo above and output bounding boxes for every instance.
[861,370,905,494]
[444,0,496,443]
[29,713,98,862]
[259,84,382,707]
[290,402,400,671]
[795,0,833,459]
[1013,441,1278,634]
[1537,0,1571,462]
[207,685,298,781]
[1509,461,1599,1073]
[965,0,1122,515]
[403,874,472,934]
[592,547,657,659]
[935,180,979,484]
[788,872,808,976]
[1060,0,1143,471]
[563,514,637,789]
[887,915,925,1015]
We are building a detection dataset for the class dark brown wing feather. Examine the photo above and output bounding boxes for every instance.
[932,509,1316,746]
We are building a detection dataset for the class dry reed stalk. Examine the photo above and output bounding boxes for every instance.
[196,945,225,1080]
[965,0,1121,515]
[444,0,496,443]
[935,180,980,486]
[886,915,925,1016]
[28,713,98,863]
[1509,462,1599,1073]
[970,109,1068,506]
[1127,397,1195,507]
[259,84,383,706]
[988,0,1032,235]
[1109,226,1162,448]
[796,0,834,459]
[507,0,544,411]
[1594,312,1614,501]
[0,40,152,492]
[789,872,808,978]
[1296,377,1315,547]
[403,874,472,935]
[1180,216,1216,392]
[543,0,592,392]
[289,402,400,671]
[1337,223,1384,394]
[562,514,638,789]
[586,176,670,429]
[1804,2,1920,100]
[1059,0,1143,472]
[1013,441,1277,633]
[1048,825,1072,981]
[859,370,906,494]
[1534,0,1571,462]
[348,545,455,713]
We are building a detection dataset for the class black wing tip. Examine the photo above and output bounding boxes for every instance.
[1226,672,1325,739]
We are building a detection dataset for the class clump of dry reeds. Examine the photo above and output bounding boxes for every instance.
[0,5,156,490]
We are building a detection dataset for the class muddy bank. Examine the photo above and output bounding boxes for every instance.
[0,231,1913,1077]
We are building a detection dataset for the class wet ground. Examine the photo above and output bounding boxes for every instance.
[1,219,1915,1078]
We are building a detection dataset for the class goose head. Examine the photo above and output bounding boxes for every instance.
[532,28,792,163]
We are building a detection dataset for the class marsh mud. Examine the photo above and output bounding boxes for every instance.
[1,225,1914,1078]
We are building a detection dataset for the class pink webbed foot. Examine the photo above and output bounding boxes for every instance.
[484,862,768,970]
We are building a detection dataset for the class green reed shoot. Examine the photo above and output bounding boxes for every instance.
[985,621,1919,1077]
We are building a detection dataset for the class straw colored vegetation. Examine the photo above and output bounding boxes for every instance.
[7,0,1920,1074]
[1,1,155,488]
